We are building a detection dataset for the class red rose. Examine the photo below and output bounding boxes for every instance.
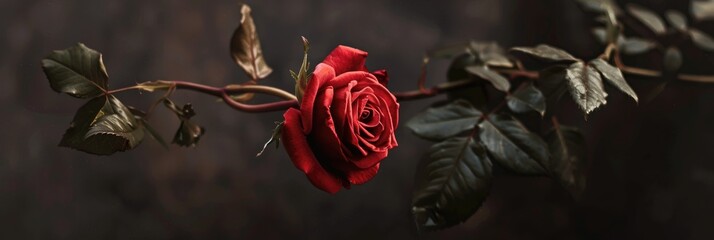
[282,45,399,194]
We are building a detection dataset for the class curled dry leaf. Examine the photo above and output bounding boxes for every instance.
[231,4,273,80]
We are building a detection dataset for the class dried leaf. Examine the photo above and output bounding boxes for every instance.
[230,4,272,80]
[257,121,284,157]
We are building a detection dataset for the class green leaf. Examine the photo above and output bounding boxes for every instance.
[627,4,666,34]
[538,67,569,111]
[663,46,683,72]
[60,95,144,155]
[292,36,311,102]
[510,44,579,63]
[465,65,510,92]
[469,41,513,68]
[41,43,109,98]
[507,82,546,116]
[446,54,487,108]
[592,27,625,46]
[257,121,284,157]
[479,114,548,175]
[589,58,638,102]
[620,37,656,55]
[565,62,608,114]
[412,137,492,231]
[692,0,714,21]
[546,124,586,199]
[407,100,482,141]
[230,4,272,80]
[690,29,714,51]
[428,43,470,59]
[665,10,688,31]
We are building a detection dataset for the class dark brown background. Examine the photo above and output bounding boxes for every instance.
[2,0,714,239]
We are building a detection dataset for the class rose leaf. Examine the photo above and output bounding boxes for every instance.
[589,58,638,103]
[507,82,546,116]
[479,114,548,175]
[41,43,109,99]
[412,137,492,231]
[60,95,145,155]
[407,100,482,141]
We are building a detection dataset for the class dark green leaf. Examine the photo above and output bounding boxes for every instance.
[507,82,546,116]
[589,58,638,102]
[665,10,688,31]
[663,46,683,72]
[627,4,666,34]
[692,1,714,21]
[407,100,482,141]
[510,44,579,63]
[257,121,284,156]
[465,65,510,92]
[428,43,470,59]
[479,114,548,175]
[230,4,272,80]
[620,37,656,54]
[60,95,144,155]
[41,43,108,98]
[446,54,487,108]
[412,137,492,231]
[538,66,569,112]
[690,29,714,51]
[292,36,311,102]
[469,41,513,68]
[546,124,586,199]
[592,27,625,46]
[565,62,608,114]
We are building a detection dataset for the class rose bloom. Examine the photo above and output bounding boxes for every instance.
[282,46,399,194]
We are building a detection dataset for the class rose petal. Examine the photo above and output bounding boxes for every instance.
[322,45,369,75]
[345,163,380,185]
[301,63,336,134]
[283,108,343,194]
[372,69,388,86]
[311,87,351,161]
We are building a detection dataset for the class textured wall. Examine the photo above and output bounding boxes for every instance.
[2,0,714,239]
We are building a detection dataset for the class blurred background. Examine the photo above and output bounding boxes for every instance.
[2,0,714,239]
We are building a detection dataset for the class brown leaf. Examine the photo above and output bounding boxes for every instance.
[230,4,272,80]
